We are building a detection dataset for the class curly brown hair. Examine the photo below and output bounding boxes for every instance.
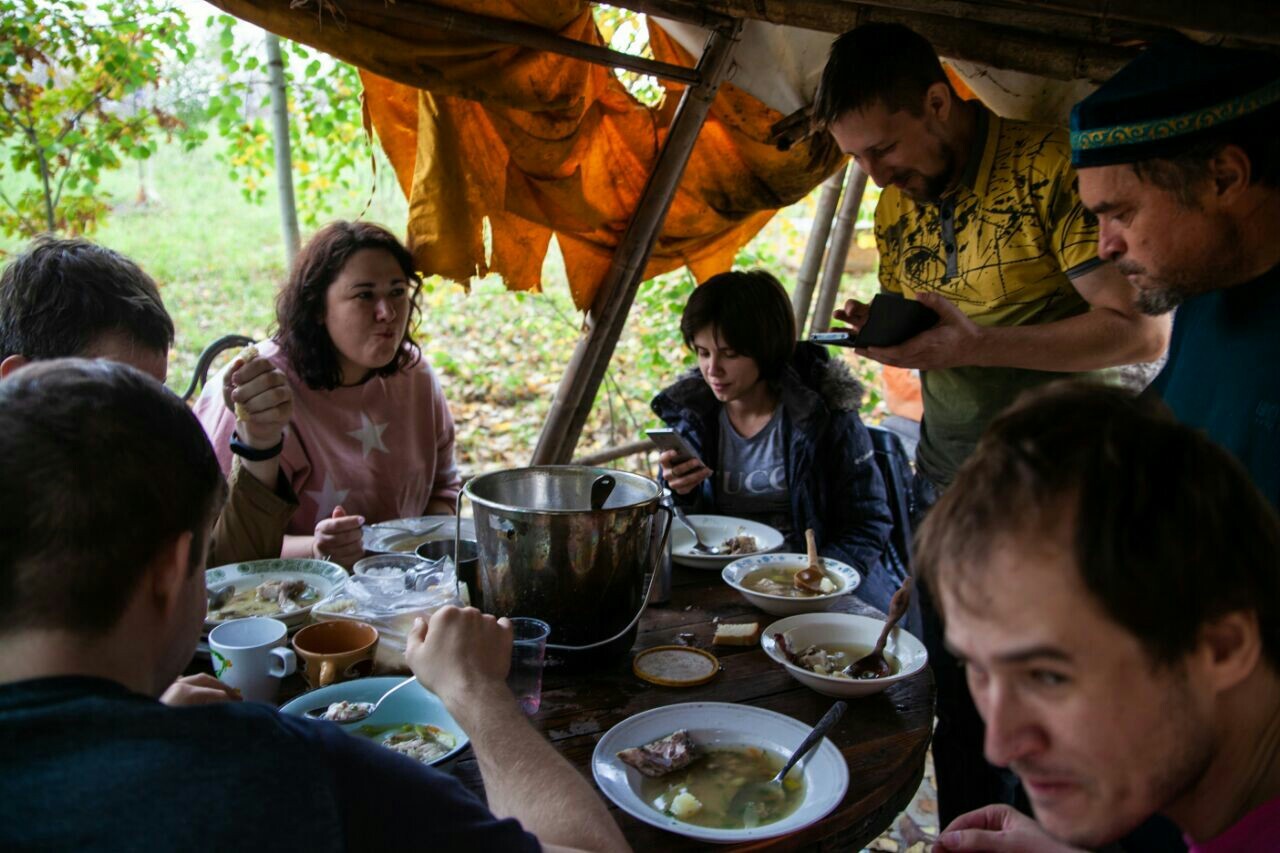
[274,221,423,390]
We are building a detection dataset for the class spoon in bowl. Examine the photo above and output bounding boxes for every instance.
[728,700,847,814]
[793,529,828,594]
[844,578,913,679]
[672,504,724,555]
[303,675,417,723]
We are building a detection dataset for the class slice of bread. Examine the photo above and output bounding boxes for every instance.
[713,622,760,646]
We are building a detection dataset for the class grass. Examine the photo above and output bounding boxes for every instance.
[0,136,884,477]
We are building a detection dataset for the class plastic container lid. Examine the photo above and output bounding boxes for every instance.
[632,645,720,687]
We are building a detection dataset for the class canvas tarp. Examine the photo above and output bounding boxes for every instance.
[205,0,844,310]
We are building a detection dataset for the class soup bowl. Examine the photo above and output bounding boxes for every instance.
[721,554,859,616]
[280,676,470,769]
[761,613,928,698]
[592,701,848,844]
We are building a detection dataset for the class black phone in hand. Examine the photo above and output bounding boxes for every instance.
[810,293,939,349]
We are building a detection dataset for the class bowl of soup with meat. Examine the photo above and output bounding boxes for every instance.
[721,554,859,616]
[205,558,348,631]
[761,613,928,698]
[592,702,848,843]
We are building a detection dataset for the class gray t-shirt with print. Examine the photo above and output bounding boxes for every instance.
[716,407,791,536]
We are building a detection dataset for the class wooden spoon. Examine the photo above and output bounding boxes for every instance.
[793,529,828,594]
[845,578,913,679]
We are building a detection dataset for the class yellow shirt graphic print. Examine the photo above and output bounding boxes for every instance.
[872,108,1102,486]
[875,110,1100,326]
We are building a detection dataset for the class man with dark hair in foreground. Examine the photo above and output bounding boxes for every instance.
[0,236,299,568]
[0,359,630,853]
[1070,41,1280,508]
[919,383,1280,852]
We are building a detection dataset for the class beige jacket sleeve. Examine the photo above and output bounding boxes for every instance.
[207,458,299,566]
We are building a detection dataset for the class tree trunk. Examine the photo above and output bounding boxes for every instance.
[265,33,300,266]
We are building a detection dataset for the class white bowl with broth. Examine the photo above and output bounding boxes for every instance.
[721,553,860,616]
[204,558,348,631]
[592,702,848,844]
[761,613,928,698]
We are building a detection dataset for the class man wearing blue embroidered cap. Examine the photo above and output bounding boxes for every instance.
[1071,41,1280,507]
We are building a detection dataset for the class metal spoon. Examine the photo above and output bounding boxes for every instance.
[793,528,828,594]
[671,504,723,555]
[303,676,417,722]
[728,700,847,813]
[845,578,913,679]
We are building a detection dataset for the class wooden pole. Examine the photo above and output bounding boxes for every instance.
[531,21,744,466]
[792,165,847,338]
[810,163,868,335]
[624,0,1140,81]
[265,34,300,265]
[356,0,703,85]
[573,438,656,467]
[1009,0,1280,46]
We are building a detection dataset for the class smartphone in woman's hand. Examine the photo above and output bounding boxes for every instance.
[647,428,701,466]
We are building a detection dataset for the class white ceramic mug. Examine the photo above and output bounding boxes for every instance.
[208,617,297,703]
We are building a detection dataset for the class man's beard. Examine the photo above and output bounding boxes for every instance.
[898,139,958,204]
[1125,215,1246,316]
[1134,283,1186,316]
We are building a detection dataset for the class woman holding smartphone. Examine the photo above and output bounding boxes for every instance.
[651,270,896,607]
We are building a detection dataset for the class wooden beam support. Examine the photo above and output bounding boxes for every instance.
[356,0,704,84]
[1009,0,1280,46]
[531,21,745,466]
[810,163,869,335]
[624,0,1142,81]
[792,165,847,337]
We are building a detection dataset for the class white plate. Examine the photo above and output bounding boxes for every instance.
[279,676,469,767]
[362,517,476,555]
[592,701,848,844]
[761,613,929,698]
[722,553,860,616]
[671,515,784,570]
[204,558,348,632]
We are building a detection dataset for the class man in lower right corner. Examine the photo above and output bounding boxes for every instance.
[916,382,1280,853]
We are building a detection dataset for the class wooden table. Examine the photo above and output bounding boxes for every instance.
[450,566,936,851]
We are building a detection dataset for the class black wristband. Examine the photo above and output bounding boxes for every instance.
[230,430,284,461]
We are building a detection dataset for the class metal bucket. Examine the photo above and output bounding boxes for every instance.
[458,466,669,657]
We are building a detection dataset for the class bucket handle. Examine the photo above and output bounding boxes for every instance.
[545,502,672,653]
[454,490,468,604]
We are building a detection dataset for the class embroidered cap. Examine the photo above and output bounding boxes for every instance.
[1070,41,1280,168]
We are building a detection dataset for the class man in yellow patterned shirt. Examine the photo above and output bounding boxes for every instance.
[816,24,1168,497]
[813,23,1170,833]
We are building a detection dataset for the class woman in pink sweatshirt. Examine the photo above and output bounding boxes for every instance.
[197,222,462,567]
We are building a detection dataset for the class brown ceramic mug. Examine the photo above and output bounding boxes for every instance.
[292,620,379,688]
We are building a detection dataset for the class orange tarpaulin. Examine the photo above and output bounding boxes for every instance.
[206,1,843,309]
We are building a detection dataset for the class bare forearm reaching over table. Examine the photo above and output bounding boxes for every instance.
[838,263,1170,372]
[406,607,631,853]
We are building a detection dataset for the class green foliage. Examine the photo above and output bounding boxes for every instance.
[206,16,366,225]
[0,0,203,237]
[593,5,665,108]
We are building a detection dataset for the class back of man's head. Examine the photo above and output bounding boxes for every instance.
[917,381,1280,673]
[0,359,225,637]
[0,236,174,364]
[814,23,950,127]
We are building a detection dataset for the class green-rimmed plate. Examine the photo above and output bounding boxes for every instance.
[204,558,348,631]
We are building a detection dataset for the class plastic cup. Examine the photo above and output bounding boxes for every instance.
[506,617,550,715]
